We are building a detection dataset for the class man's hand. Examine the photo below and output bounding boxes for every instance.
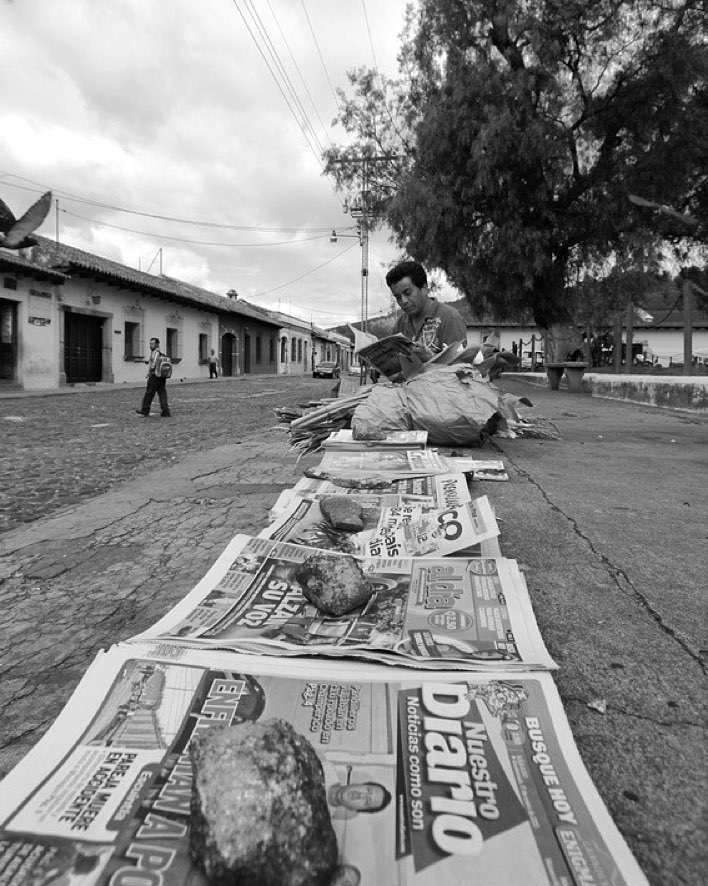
[410,341,434,362]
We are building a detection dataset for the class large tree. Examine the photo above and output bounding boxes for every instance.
[325,0,707,355]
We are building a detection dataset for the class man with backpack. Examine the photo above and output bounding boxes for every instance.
[136,337,171,417]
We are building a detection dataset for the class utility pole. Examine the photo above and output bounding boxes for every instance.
[331,154,399,332]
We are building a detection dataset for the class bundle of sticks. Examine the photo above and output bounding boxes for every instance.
[274,389,372,460]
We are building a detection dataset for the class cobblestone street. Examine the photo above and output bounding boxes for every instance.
[0,376,336,533]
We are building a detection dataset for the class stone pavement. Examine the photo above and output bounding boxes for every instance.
[1,376,706,886]
[0,374,336,532]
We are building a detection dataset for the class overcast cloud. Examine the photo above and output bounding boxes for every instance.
[0,0,460,327]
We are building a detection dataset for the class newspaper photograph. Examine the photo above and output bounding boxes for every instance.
[0,644,649,885]
[130,534,556,670]
[442,457,509,481]
[270,472,472,520]
[261,493,501,559]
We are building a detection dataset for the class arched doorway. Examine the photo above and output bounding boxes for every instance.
[220,332,236,376]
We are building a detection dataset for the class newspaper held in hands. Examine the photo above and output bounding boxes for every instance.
[0,644,650,886]
[356,332,417,382]
[129,533,555,670]
[356,333,465,382]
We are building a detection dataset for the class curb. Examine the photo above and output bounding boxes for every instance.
[504,371,708,412]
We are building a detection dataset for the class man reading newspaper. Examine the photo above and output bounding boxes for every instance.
[387,260,467,362]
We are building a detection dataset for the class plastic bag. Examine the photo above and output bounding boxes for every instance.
[352,366,504,446]
[350,383,411,438]
[404,366,501,445]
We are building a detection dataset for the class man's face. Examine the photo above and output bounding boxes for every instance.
[339,783,386,812]
[389,276,429,316]
[149,339,158,350]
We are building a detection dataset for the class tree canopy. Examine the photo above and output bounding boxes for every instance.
[324,0,708,333]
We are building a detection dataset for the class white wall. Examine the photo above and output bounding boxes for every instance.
[465,322,708,366]
[465,324,540,354]
[634,329,708,365]
[5,278,60,390]
[56,277,220,383]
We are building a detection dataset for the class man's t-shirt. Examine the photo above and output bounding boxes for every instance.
[395,298,467,355]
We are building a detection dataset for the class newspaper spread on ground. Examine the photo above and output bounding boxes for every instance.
[261,493,501,559]
[270,472,472,519]
[322,429,429,450]
[317,448,448,478]
[129,534,555,670]
[0,644,649,886]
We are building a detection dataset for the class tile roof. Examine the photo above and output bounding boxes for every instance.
[29,236,282,326]
[0,246,68,283]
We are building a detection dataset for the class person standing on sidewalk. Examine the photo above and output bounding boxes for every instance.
[208,348,219,379]
[136,337,171,417]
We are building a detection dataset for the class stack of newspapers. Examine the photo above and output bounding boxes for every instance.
[0,432,650,885]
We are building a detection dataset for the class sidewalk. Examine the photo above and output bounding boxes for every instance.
[1,380,706,885]
[507,369,708,411]
[0,372,283,400]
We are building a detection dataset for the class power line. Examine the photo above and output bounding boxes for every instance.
[250,241,358,296]
[0,174,342,233]
[60,208,338,247]
[231,0,324,168]
[299,0,340,113]
[242,0,326,158]
[361,0,379,70]
[265,0,333,151]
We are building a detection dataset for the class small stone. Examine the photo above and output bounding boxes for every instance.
[190,719,338,886]
[319,495,365,531]
[587,698,607,714]
[295,551,374,616]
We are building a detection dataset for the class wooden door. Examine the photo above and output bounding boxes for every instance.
[64,313,104,382]
[0,299,17,379]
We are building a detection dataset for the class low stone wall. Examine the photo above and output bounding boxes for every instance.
[506,371,708,411]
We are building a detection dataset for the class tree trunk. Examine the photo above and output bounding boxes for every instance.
[624,301,634,374]
[612,312,623,373]
[532,262,584,362]
[683,278,693,375]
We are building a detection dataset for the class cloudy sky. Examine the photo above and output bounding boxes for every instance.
[0,0,461,328]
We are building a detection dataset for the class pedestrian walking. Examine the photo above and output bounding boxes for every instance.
[208,348,219,379]
[136,337,171,417]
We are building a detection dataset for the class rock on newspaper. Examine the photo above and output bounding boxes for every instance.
[270,472,472,520]
[0,644,649,886]
[130,534,555,670]
[261,491,502,559]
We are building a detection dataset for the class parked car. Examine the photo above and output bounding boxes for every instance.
[313,361,340,379]
[348,361,363,376]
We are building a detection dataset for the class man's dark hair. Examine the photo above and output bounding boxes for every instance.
[358,782,392,813]
[385,260,427,289]
[150,337,160,346]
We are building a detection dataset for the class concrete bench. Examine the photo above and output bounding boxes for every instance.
[545,362,588,393]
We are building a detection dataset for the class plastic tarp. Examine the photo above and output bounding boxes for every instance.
[351,365,508,446]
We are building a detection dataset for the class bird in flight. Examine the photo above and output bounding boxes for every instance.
[0,190,52,249]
